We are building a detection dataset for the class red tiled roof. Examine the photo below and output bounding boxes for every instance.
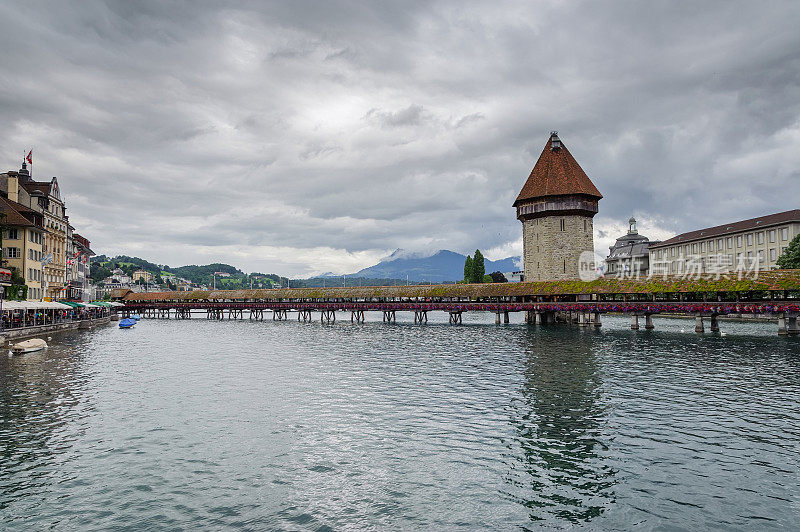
[514,134,602,206]
[651,209,800,248]
[0,196,38,227]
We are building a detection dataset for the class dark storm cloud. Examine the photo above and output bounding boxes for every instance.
[1,0,798,276]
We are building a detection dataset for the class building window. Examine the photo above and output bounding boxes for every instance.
[757,232,764,244]
[769,230,775,243]
[692,243,697,254]
[736,236,742,248]
[560,219,565,231]
[747,234,753,246]
[758,250,764,263]
[770,248,776,261]
[584,220,587,232]
[706,241,712,252]
[781,228,789,240]
[5,229,18,240]
[4,247,20,258]
[727,237,732,249]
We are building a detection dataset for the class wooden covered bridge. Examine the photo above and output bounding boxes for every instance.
[115,271,800,335]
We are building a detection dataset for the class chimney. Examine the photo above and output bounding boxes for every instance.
[7,172,18,203]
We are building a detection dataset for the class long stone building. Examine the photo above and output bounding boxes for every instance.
[649,209,800,275]
[514,132,602,281]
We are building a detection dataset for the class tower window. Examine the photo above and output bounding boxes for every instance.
[563,259,566,273]
[584,220,587,232]
[560,219,565,231]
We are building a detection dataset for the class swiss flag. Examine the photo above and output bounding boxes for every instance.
[25,150,32,165]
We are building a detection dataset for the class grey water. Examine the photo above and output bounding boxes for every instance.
[1,313,799,530]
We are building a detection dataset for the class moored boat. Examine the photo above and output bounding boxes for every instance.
[11,338,48,355]
[119,318,137,328]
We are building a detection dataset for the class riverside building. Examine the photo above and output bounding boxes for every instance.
[605,217,659,278]
[0,195,45,300]
[648,210,800,275]
[1,160,93,300]
[514,132,602,281]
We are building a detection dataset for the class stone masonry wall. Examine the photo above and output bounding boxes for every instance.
[522,214,595,281]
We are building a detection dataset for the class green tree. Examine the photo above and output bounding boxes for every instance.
[464,255,473,282]
[777,233,800,268]
[489,271,508,283]
[472,249,485,283]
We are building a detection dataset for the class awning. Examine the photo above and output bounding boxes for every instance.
[59,301,85,308]
[0,300,74,310]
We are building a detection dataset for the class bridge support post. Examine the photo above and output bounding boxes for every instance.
[777,314,788,336]
[788,316,799,335]
[504,311,509,324]
[382,310,396,323]
[710,315,720,332]
[593,311,601,327]
[631,314,639,330]
[414,310,427,324]
[695,314,705,333]
[578,312,587,327]
[645,314,654,330]
[448,311,462,325]
[495,312,501,324]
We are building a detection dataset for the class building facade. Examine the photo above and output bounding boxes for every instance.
[649,210,800,275]
[0,195,45,300]
[515,132,602,281]
[132,269,155,283]
[1,161,93,301]
[69,233,94,301]
[605,218,660,278]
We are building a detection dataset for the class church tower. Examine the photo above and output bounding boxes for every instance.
[514,132,602,281]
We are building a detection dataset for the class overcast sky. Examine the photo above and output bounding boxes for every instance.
[1,1,798,277]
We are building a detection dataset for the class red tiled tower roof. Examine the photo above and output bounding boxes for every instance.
[514,133,602,206]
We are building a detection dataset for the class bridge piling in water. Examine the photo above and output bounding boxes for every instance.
[449,311,462,325]
[414,310,427,324]
[382,310,396,323]
[788,316,799,335]
[695,314,705,333]
[321,310,335,323]
[645,314,654,330]
[710,315,719,332]
[778,314,787,336]
[351,310,365,323]
[631,315,639,330]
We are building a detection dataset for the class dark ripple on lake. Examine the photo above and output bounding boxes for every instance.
[1,313,799,530]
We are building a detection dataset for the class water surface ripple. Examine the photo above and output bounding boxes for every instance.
[1,314,799,530]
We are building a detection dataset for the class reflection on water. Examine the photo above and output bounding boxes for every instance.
[0,315,799,530]
[506,328,615,526]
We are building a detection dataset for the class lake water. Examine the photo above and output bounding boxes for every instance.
[1,313,799,530]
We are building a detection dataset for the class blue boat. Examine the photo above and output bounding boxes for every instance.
[130,314,142,321]
[119,318,137,328]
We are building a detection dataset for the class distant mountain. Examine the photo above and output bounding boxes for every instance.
[352,249,520,283]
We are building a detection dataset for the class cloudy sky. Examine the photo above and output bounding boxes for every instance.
[1,1,798,277]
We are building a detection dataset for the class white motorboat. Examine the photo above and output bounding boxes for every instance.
[10,338,48,355]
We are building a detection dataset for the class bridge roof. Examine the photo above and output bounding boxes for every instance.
[514,133,602,207]
[120,270,800,301]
